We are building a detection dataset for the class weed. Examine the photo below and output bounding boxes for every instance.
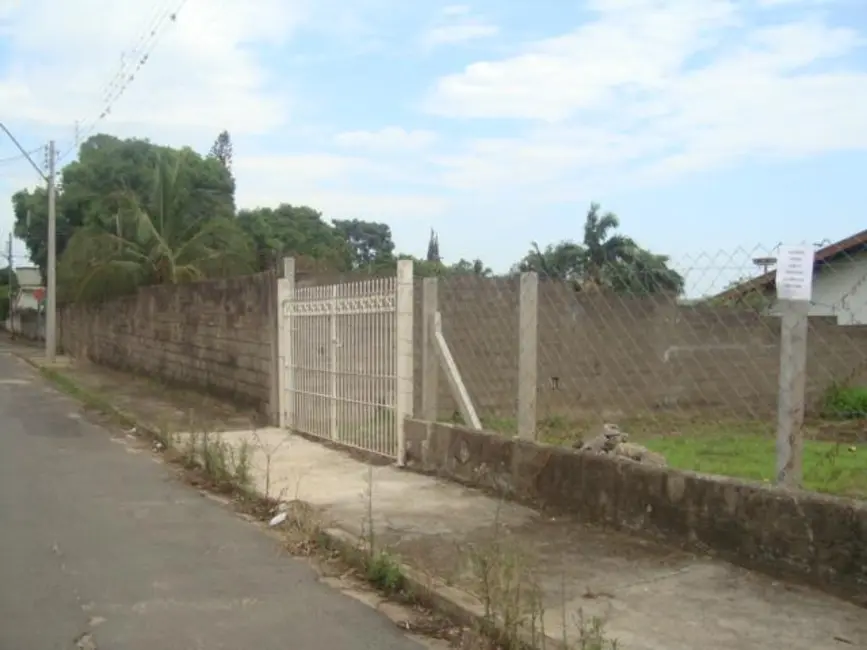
[182,432,200,468]
[366,550,404,593]
[821,382,867,420]
[153,425,174,451]
[230,439,253,490]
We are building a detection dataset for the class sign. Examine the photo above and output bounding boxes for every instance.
[33,287,45,303]
[775,245,814,302]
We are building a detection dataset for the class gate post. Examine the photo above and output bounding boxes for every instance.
[395,259,414,465]
[277,257,295,430]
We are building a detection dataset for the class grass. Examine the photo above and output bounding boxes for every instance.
[643,433,866,498]
[474,413,866,499]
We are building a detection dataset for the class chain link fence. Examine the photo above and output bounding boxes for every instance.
[415,246,867,496]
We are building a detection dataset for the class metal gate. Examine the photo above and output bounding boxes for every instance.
[277,260,413,462]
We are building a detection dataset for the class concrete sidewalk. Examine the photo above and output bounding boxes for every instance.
[11,344,865,650]
[214,428,866,650]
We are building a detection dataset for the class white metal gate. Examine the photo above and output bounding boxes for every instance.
[277,260,413,462]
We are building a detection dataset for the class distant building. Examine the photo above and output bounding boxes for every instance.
[8,266,45,339]
[715,230,867,325]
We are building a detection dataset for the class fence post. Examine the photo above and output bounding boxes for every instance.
[421,277,439,422]
[329,283,339,440]
[395,259,414,465]
[517,271,539,440]
[276,257,295,430]
[776,299,808,487]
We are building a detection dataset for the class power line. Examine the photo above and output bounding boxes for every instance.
[94,1,176,118]
[57,0,189,163]
[0,147,43,166]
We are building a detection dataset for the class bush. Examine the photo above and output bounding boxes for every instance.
[821,383,867,420]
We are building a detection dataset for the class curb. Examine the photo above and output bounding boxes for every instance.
[13,352,163,439]
[23,355,560,650]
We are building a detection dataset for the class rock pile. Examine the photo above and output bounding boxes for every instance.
[571,423,667,467]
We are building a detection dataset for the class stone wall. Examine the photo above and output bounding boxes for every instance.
[404,419,867,605]
[59,272,277,412]
[413,276,867,421]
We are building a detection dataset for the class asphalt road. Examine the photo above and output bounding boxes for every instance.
[0,345,427,650]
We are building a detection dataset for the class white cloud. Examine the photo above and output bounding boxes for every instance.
[333,127,437,151]
[421,4,498,48]
[0,0,304,137]
[424,0,867,193]
[0,0,454,258]
[424,23,499,46]
[232,153,448,221]
[442,5,471,16]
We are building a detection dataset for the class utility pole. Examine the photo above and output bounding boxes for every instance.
[0,123,57,362]
[7,232,14,338]
[46,140,57,364]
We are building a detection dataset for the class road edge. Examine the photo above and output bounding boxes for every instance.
[15,351,557,650]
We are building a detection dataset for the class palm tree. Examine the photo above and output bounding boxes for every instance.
[517,241,585,282]
[515,202,685,296]
[581,203,637,289]
[58,155,255,301]
[604,248,685,295]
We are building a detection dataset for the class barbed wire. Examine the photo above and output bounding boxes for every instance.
[57,0,190,164]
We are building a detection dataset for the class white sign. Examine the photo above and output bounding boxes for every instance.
[775,245,814,302]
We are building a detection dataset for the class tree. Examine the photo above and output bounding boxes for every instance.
[515,241,585,282]
[209,130,233,174]
[237,204,351,272]
[57,155,254,302]
[13,134,236,279]
[0,266,18,322]
[332,219,396,271]
[514,203,684,295]
[451,258,492,277]
[581,203,637,289]
[426,229,440,263]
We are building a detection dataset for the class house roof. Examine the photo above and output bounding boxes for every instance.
[14,267,42,288]
[716,229,867,301]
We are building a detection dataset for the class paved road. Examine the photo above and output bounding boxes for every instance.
[0,346,427,650]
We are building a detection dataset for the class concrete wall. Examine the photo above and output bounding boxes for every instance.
[8,310,44,340]
[404,419,867,605]
[59,272,277,412]
[414,276,867,421]
[58,270,867,421]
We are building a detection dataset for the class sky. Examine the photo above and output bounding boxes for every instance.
[0,0,865,297]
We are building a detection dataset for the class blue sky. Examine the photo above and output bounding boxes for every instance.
[0,0,866,296]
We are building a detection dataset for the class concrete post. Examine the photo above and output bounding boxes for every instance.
[395,259,414,465]
[421,277,439,423]
[517,272,539,440]
[776,299,808,487]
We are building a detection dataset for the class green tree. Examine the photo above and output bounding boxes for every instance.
[333,219,396,271]
[237,204,350,272]
[516,241,586,282]
[57,155,254,302]
[426,229,440,263]
[0,266,18,321]
[514,203,684,295]
[13,134,236,279]
[450,258,492,277]
[208,130,233,174]
[581,203,637,288]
